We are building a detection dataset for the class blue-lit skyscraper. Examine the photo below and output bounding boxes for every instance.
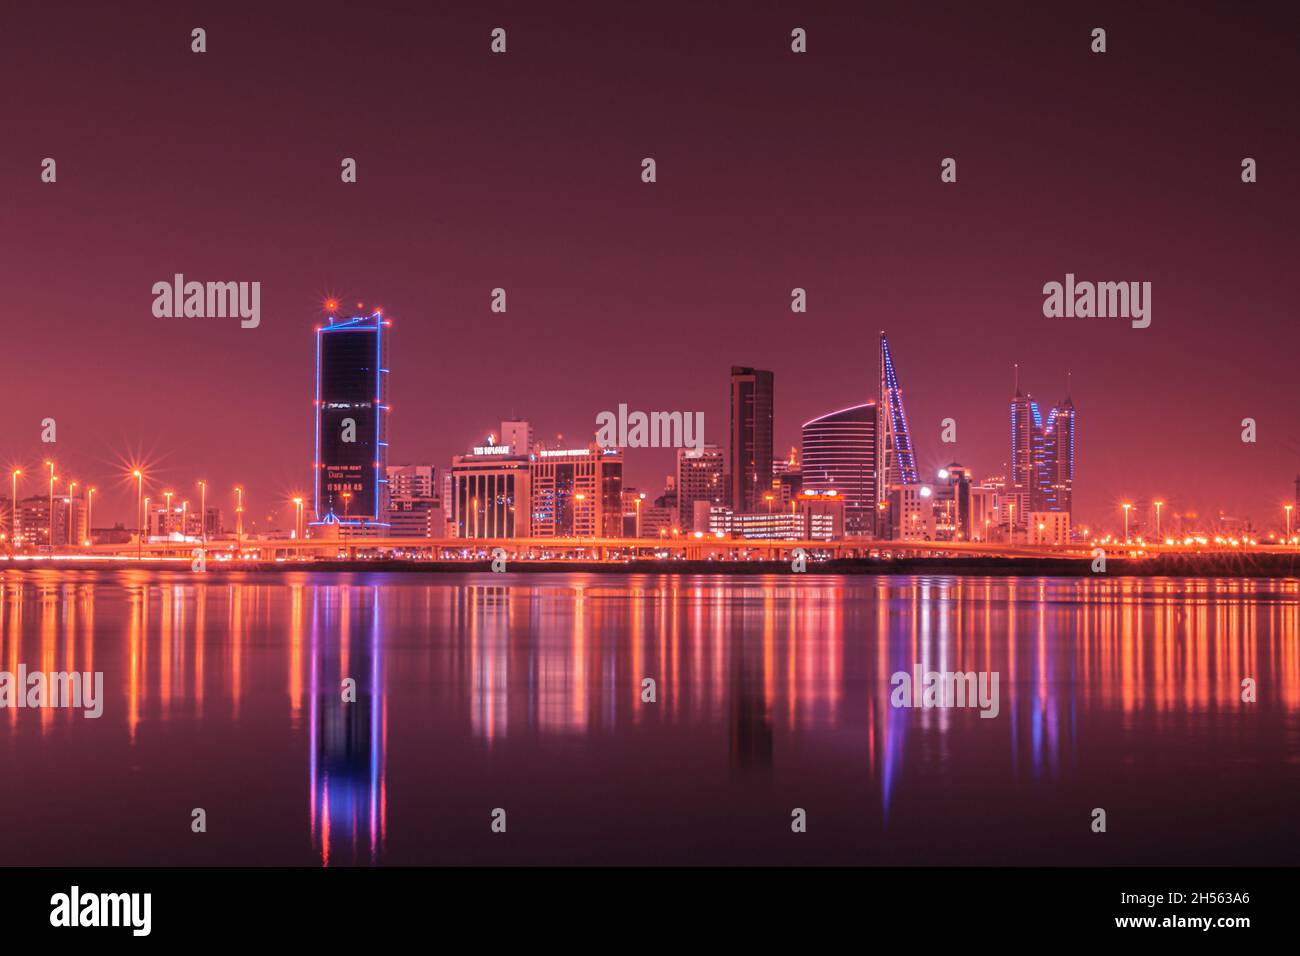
[314,309,390,528]
[876,332,919,536]
[1010,368,1075,521]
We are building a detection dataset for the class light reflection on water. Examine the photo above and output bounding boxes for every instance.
[1,570,1297,865]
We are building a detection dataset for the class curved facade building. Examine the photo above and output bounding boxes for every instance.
[801,402,877,536]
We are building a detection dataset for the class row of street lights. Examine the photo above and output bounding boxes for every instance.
[5,463,97,549]
[5,465,317,559]
[1119,499,1294,544]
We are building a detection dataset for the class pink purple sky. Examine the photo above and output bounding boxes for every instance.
[3,0,1298,532]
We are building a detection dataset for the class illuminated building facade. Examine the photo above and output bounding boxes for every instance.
[802,402,876,536]
[314,311,390,529]
[703,506,802,540]
[450,444,530,538]
[530,446,623,537]
[702,491,844,540]
[729,366,774,513]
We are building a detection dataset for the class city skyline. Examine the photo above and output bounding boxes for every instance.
[1,318,1296,539]
[3,3,1299,533]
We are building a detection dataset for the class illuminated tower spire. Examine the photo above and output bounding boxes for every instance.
[876,332,919,525]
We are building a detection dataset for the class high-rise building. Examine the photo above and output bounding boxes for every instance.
[729,366,774,513]
[802,402,876,536]
[1009,368,1034,528]
[877,334,920,538]
[677,445,726,531]
[530,445,623,537]
[1010,367,1076,525]
[314,310,390,529]
[1042,394,1076,516]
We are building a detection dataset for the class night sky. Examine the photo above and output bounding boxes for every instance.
[4,0,1298,531]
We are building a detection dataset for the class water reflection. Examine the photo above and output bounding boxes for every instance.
[307,585,386,866]
[0,571,1296,865]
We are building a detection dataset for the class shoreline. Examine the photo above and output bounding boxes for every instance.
[4,555,1300,578]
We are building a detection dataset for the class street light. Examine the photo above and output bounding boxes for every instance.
[45,460,55,550]
[9,469,21,547]
[1122,503,1133,543]
[1154,500,1164,541]
[133,469,144,560]
[198,480,207,545]
[164,490,174,537]
[1286,504,1294,539]
[67,481,77,546]
[86,487,95,546]
[235,485,245,549]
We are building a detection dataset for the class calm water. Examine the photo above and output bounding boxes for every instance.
[0,569,1297,866]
